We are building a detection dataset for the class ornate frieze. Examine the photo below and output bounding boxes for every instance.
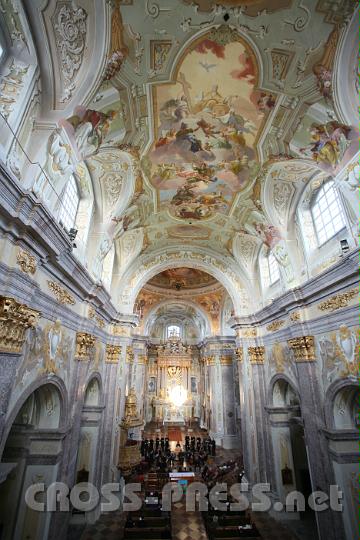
[288,336,315,362]
[47,281,76,305]
[75,332,96,360]
[235,347,243,362]
[16,249,37,275]
[0,296,40,353]
[317,289,357,312]
[248,346,265,364]
[105,344,122,364]
[52,2,88,102]
[266,320,285,332]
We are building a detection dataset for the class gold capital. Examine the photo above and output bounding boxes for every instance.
[288,336,315,362]
[0,296,40,353]
[235,347,243,362]
[126,345,134,363]
[248,346,265,364]
[105,344,122,364]
[75,332,96,360]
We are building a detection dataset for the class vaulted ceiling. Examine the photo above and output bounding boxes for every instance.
[1,0,357,323]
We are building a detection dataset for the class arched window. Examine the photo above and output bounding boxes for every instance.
[260,251,280,288]
[167,324,181,339]
[58,175,79,231]
[311,180,346,245]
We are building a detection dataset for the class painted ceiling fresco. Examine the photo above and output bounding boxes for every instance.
[143,28,271,221]
[148,267,217,290]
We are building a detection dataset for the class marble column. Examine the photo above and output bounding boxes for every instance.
[288,336,345,540]
[219,356,239,449]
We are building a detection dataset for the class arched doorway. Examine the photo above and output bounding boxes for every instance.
[0,383,64,540]
[325,382,359,540]
[72,377,103,525]
[269,378,318,539]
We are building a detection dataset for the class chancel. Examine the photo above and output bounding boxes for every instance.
[0,1,358,540]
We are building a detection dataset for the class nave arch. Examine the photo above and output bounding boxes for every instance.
[116,247,254,317]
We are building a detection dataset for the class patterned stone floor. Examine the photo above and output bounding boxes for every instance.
[172,501,208,540]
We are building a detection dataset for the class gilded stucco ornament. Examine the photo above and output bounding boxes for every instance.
[235,347,243,362]
[317,289,357,312]
[105,344,122,364]
[17,249,37,275]
[288,336,315,362]
[266,320,285,332]
[75,332,96,360]
[0,296,40,353]
[248,346,265,364]
[126,345,135,363]
[47,281,76,305]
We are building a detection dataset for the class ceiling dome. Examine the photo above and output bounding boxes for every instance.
[148,267,217,290]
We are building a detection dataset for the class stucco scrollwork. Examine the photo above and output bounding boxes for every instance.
[52,2,88,102]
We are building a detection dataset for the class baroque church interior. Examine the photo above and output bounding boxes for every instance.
[0,1,358,539]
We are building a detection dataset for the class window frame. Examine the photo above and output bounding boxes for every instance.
[167,324,181,339]
[310,180,346,247]
[58,175,80,231]
[260,250,280,289]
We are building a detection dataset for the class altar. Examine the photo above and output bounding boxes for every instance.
[163,405,185,426]
[145,335,200,424]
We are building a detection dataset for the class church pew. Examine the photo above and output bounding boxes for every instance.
[126,517,170,528]
[124,527,171,539]
[208,525,260,538]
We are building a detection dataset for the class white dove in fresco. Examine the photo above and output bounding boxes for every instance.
[199,61,217,72]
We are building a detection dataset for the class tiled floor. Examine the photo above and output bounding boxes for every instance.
[172,501,208,540]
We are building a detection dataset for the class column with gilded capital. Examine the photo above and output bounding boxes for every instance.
[288,335,345,540]
[0,296,40,448]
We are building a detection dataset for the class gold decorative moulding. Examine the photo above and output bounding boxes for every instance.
[47,281,76,305]
[266,320,285,332]
[75,332,96,360]
[17,249,37,275]
[0,296,40,353]
[289,311,301,322]
[220,355,233,365]
[243,328,257,338]
[105,344,122,364]
[288,335,315,362]
[206,355,216,366]
[235,347,243,362]
[248,346,265,364]
[317,288,357,312]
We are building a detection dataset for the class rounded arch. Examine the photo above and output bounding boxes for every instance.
[268,374,300,408]
[116,247,252,316]
[83,373,103,407]
[0,376,69,459]
[143,298,212,338]
[324,378,359,430]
